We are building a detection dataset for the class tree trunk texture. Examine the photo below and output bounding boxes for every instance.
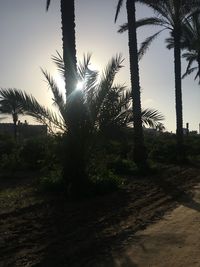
[197,53,200,83]
[60,0,88,195]
[126,0,147,168]
[61,0,77,97]
[174,24,184,161]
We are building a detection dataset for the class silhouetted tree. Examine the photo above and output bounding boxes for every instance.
[166,12,200,83]
[46,0,77,96]
[119,0,200,161]
[0,54,164,193]
[0,89,24,139]
[179,13,200,83]
[115,0,148,169]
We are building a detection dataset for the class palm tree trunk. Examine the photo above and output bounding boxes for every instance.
[174,25,184,161]
[60,0,77,97]
[60,0,88,195]
[126,0,147,169]
[13,116,18,140]
[197,52,200,83]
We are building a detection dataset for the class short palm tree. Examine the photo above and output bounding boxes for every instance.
[0,90,25,139]
[115,0,148,169]
[119,0,200,161]
[0,54,164,192]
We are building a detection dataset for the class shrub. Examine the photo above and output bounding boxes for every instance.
[89,169,124,195]
[39,166,64,192]
[108,157,137,175]
[0,147,25,171]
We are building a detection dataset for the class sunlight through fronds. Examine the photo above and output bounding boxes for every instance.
[52,51,65,77]
[76,81,85,91]
[0,54,164,135]
[90,54,124,125]
[41,68,66,119]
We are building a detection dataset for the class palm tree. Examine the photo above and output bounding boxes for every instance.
[180,13,200,83]
[0,89,25,139]
[98,86,164,138]
[115,0,148,169]
[119,0,200,161]
[0,55,125,193]
[46,0,77,96]
[0,54,164,192]
[166,12,200,83]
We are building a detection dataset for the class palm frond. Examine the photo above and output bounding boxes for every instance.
[141,108,164,128]
[1,88,65,133]
[194,69,200,82]
[118,23,128,33]
[0,88,24,115]
[114,0,124,23]
[118,17,168,33]
[138,30,164,60]
[91,54,124,124]
[41,68,66,120]
[46,0,51,11]
[52,51,65,77]
[182,66,198,79]
[165,36,174,49]
[77,53,92,80]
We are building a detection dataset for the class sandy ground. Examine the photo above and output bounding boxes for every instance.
[109,184,200,267]
[1,167,200,267]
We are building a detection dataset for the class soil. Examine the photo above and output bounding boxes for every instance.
[0,165,200,267]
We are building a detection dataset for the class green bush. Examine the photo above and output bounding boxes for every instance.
[147,135,177,163]
[0,134,15,155]
[20,135,63,171]
[89,169,124,195]
[0,147,25,171]
[39,166,64,192]
[108,157,137,175]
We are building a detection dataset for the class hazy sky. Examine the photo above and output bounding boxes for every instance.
[0,0,200,132]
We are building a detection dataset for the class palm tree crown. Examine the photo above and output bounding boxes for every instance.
[181,13,200,83]
[0,89,25,139]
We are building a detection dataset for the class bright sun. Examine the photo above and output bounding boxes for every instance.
[54,73,65,92]
[76,80,85,91]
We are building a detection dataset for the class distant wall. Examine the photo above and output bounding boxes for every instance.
[0,123,47,138]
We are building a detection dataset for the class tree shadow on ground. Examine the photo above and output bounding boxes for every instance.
[36,172,200,267]
[97,255,138,267]
[151,175,200,212]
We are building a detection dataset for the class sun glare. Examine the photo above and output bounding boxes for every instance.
[76,80,85,91]
[54,73,65,92]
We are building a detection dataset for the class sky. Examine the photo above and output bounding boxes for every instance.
[0,0,200,133]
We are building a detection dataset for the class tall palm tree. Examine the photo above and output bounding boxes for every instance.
[119,0,200,161]
[46,0,77,96]
[115,0,148,169]
[0,89,25,139]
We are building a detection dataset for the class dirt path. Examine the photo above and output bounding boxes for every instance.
[1,167,200,267]
[107,184,200,267]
